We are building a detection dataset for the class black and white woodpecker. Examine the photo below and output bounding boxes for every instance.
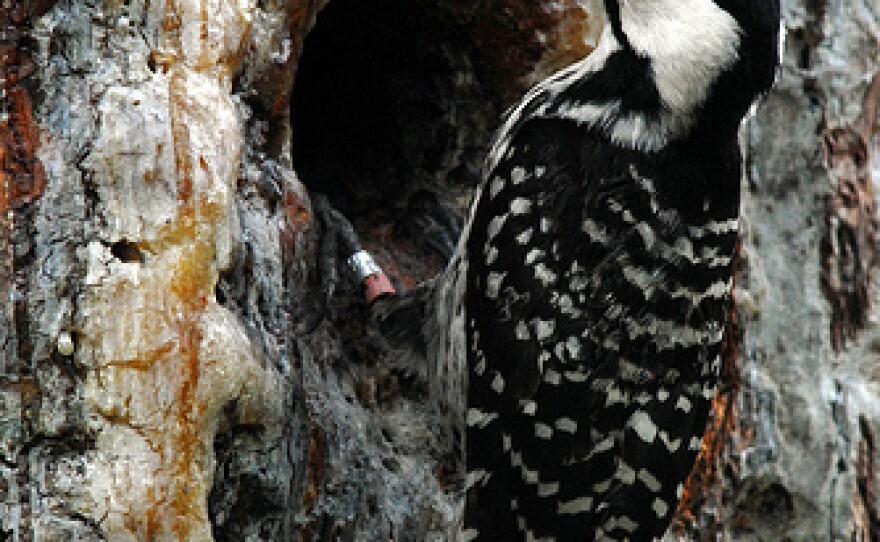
[343,0,781,539]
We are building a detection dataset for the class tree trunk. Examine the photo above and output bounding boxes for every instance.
[677,1,880,540]
[1,0,878,541]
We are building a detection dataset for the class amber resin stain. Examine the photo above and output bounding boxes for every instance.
[0,29,47,246]
[78,1,287,540]
[166,209,214,540]
[1,4,48,379]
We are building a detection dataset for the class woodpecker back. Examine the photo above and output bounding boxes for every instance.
[450,0,781,539]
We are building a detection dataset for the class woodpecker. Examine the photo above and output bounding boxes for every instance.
[341,0,780,539]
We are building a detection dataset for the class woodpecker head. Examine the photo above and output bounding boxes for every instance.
[598,0,781,141]
[486,0,781,166]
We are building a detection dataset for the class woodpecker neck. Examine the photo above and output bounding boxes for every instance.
[485,0,778,170]
[566,0,746,150]
[615,0,742,119]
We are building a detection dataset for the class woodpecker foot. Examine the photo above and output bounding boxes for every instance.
[312,193,396,305]
[394,189,461,263]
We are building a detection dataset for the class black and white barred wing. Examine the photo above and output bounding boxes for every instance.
[461,119,733,541]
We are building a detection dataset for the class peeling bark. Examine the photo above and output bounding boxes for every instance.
[821,74,880,352]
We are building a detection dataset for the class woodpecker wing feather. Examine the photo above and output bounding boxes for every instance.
[462,117,735,541]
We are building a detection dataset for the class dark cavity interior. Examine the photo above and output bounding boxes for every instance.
[290,0,496,228]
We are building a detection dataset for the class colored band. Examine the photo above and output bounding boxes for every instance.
[347,250,383,281]
[364,273,396,303]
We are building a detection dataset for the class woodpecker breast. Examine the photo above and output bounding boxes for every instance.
[460,117,740,541]
[446,1,780,540]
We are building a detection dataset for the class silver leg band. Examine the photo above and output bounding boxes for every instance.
[347,250,383,281]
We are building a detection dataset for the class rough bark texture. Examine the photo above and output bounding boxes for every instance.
[1,0,879,541]
[675,1,880,540]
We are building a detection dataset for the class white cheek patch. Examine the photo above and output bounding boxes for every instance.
[619,0,742,118]
[484,0,745,166]
[560,1,742,152]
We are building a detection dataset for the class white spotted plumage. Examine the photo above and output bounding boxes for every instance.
[377,0,784,540]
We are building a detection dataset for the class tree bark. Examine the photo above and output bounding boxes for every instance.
[1,0,879,541]
[674,1,880,540]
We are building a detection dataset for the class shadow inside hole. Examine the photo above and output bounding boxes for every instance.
[290,0,489,228]
[110,240,145,264]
